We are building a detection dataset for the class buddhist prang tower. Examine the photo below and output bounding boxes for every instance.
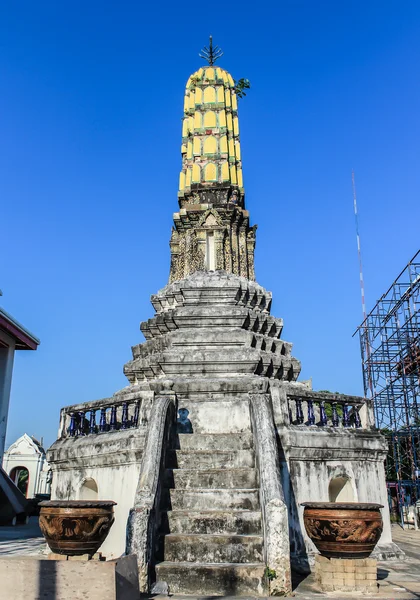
[169,46,256,283]
[48,39,399,600]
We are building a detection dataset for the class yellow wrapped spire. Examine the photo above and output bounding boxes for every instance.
[178,64,244,204]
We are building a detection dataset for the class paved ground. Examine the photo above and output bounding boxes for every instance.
[0,519,419,598]
[0,517,46,556]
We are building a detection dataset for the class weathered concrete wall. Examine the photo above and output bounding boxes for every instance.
[176,399,251,434]
[279,426,397,570]
[48,430,145,559]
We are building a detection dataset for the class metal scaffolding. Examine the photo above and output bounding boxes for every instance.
[356,250,420,525]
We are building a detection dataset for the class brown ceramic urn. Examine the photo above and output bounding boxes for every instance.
[301,502,383,559]
[39,500,116,556]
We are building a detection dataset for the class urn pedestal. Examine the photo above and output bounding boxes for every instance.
[302,502,383,559]
[39,500,116,557]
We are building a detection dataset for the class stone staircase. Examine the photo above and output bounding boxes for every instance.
[155,431,266,596]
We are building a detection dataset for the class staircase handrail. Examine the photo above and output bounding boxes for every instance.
[126,393,176,592]
[250,393,291,596]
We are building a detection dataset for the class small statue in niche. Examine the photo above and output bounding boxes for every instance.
[230,189,239,205]
[176,408,193,434]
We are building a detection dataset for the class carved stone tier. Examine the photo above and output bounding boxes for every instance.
[169,206,256,282]
[124,271,300,384]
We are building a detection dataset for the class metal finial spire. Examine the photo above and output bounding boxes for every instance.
[199,35,223,66]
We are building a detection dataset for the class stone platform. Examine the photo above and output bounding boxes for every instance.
[0,554,139,600]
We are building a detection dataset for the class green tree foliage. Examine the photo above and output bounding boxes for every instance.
[234,78,251,98]
[17,469,28,494]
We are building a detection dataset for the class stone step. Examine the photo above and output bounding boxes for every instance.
[166,449,255,469]
[155,561,266,596]
[163,509,263,535]
[164,468,258,489]
[162,488,260,511]
[175,432,254,451]
[163,533,264,563]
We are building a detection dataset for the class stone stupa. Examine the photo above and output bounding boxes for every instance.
[48,38,400,597]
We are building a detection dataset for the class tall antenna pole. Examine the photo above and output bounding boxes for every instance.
[352,170,373,397]
[352,170,367,322]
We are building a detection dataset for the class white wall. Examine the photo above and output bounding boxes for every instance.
[0,331,16,463]
[51,462,141,559]
[284,456,393,564]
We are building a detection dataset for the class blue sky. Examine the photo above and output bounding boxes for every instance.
[2,1,419,449]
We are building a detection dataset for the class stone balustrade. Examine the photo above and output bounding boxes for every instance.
[60,397,142,439]
[287,392,365,429]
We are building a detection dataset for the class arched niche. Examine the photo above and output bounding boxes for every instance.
[205,67,216,81]
[203,111,216,128]
[329,476,355,502]
[220,135,228,154]
[237,168,244,188]
[227,113,233,132]
[79,478,98,501]
[203,136,217,155]
[203,86,216,104]
[195,87,203,104]
[10,466,29,497]
[221,161,229,181]
[193,137,201,156]
[204,163,217,182]
[179,171,185,191]
[192,164,201,183]
[228,138,235,159]
[233,116,239,135]
[235,140,241,160]
[186,168,192,187]
[187,141,193,159]
[194,111,202,130]
[182,118,189,137]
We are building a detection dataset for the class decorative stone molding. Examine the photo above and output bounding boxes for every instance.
[124,272,300,384]
[169,208,256,282]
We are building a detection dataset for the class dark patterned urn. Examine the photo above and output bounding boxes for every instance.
[39,500,116,556]
[301,502,383,559]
